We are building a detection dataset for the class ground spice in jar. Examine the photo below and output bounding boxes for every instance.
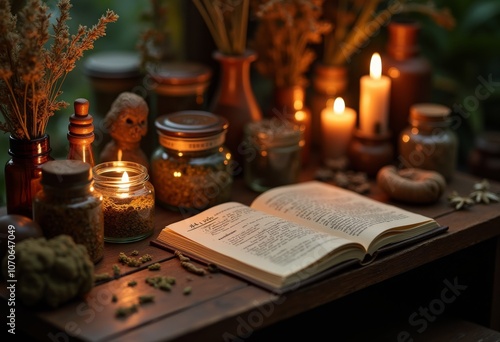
[33,160,104,263]
[151,111,233,214]
[93,161,155,243]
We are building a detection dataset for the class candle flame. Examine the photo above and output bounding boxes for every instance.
[370,53,382,80]
[333,97,345,114]
[118,171,129,198]
[121,171,129,183]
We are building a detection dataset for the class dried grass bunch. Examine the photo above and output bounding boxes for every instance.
[251,0,331,88]
[192,0,250,56]
[0,0,118,140]
[323,0,455,66]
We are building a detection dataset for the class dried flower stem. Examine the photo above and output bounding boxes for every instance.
[322,0,455,66]
[252,0,331,87]
[0,0,118,140]
[192,0,249,55]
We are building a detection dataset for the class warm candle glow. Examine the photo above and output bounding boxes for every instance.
[333,97,345,114]
[321,97,356,159]
[359,52,391,137]
[370,53,382,80]
[119,171,129,196]
[295,110,307,122]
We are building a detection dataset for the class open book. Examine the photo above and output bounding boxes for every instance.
[154,181,446,293]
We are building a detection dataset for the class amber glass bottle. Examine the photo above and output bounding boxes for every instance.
[67,98,95,166]
[382,19,432,150]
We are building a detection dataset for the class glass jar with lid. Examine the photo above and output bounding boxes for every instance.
[243,118,304,192]
[398,103,458,180]
[33,160,104,263]
[146,62,212,116]
[151,110,233,214]
[93,161,155,243]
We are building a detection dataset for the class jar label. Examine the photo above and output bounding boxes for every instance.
[159,133,226,152]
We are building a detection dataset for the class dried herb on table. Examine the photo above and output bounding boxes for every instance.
[95,273,111,282]
[139,295,155,304]
[115,304,138,318]
[148,263,161,271]
[183,286,192,295]
[146,275,176,291]
[448,191,475,210]
[112,264,121,277]
[469,179,499,204]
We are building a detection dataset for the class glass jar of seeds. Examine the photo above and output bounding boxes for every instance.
[33,160,104,263]
[243,118,304,192]
[151,110,233,214]
[93,161,155,243]
[398,103,458,180]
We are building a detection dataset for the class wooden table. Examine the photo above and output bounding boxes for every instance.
[2,167,500,341]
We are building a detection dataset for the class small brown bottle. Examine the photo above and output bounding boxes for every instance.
[67,98,95,166]
[382,19,432,150]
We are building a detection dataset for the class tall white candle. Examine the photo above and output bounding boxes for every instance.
[321,97,356,159]
[359,53,391,137]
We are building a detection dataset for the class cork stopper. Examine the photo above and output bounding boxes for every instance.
[410,103,451,126]
[68,98,95,144]
[41,160,92,187]
[387,19,421,60]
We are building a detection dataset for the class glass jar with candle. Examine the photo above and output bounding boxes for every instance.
[243,118,304,192]
[398,103,457,180]
[33,160,104,263]
[93,161,155,243]
[151,110,233,214]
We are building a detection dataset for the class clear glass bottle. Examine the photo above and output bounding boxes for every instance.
[243,118,304,193]
[398,103,457,180]
[151,110,233,214]
[33,160,104,263]
[93,161,155,243]
[67,98,95,166]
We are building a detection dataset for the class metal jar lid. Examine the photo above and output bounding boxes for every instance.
[83,51,142,79]
[155,111,229,151]
[146,62,212,86]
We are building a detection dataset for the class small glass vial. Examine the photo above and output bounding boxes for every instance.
[399,103,458,180]
[243,118,304,192]
[93,161,155,243]
[67,98,95,166]
[33,160,104,263]
[151,110,233,213]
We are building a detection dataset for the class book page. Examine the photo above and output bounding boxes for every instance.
[163,202,364,279]
[251,181,436,251]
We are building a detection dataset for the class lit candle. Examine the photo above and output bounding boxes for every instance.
[359,53,391,137]
[321,97,356,159]
[92,161,155,243]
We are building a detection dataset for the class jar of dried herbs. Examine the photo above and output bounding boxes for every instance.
[398,103,457,180]
[151,110,233,214]
[243,118,304,192]
[93,161,155,243]
[33,160,104,263]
